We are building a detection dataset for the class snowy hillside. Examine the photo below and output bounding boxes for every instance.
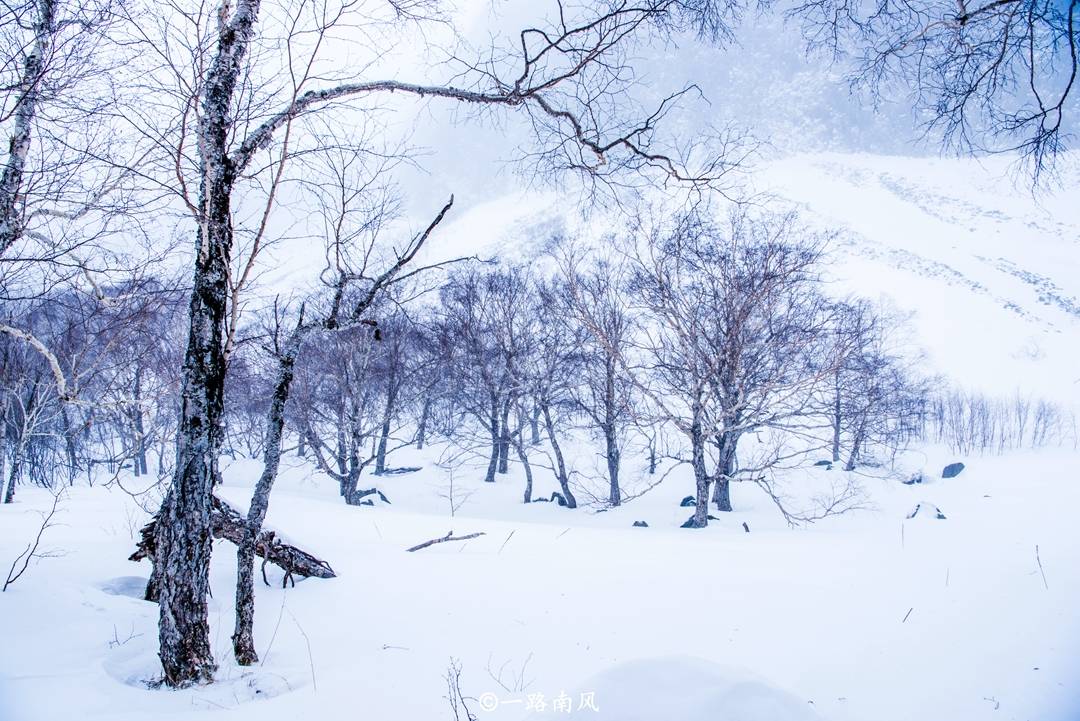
[759,153,1080,406]
[428,151,1080,405]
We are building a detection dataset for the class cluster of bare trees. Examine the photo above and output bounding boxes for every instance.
[923,389,1075,454]
[228,210,921,527]
[0,280,187,503]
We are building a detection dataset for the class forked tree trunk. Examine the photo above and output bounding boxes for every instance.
[711,431,737,512]
[541,403,577,509]
[233,314,304,665]
[155,0,261,687]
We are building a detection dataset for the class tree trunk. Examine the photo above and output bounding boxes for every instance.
[0,403,7,501]
[689,401,710,527]
[530,405,542,445]
[603,357,620,506]
[484,393,499,483]
[512,429,534,503]
[832,375,842,463]
[0,0,55,255]
[604,424,621,507]
[497,396,511,474]
[59,404,79,486]
[133,368,149,476]
[541,403,576,509]
[3,444,21,504]
[5,383,39,504]
[415,397,431,449]
[374,365,397,474]
[845,418,867,471]
[233,314,304,666]
[155,0,262,687]
[712,431,737,512]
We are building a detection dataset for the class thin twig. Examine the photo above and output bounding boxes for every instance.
[1035,545,1049,590]
[497,530,516,554]
[4,490,63,592]
[406,531,485,553]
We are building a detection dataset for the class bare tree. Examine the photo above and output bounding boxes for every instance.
[619,208,846,526]
[560,250,638,506]
[792,0,1080,179]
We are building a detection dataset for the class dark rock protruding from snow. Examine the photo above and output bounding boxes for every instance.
[679,495,696,507]
[632,521,649,528]
[942,462,966,478]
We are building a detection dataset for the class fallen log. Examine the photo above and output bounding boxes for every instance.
[129,495,335,601]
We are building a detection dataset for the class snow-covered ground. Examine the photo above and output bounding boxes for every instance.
[2,444,1079,721]
[2,152,1079,721]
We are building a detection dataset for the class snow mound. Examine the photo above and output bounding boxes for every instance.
[525,656,822,721]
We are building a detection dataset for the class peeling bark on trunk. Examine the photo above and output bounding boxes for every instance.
[689,400,710,528]
[154,0,262,688]
[0,0,55,255]
[3,444,21,504]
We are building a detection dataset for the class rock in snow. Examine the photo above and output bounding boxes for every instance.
[524,656,822,721]
[942,462,966,479]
